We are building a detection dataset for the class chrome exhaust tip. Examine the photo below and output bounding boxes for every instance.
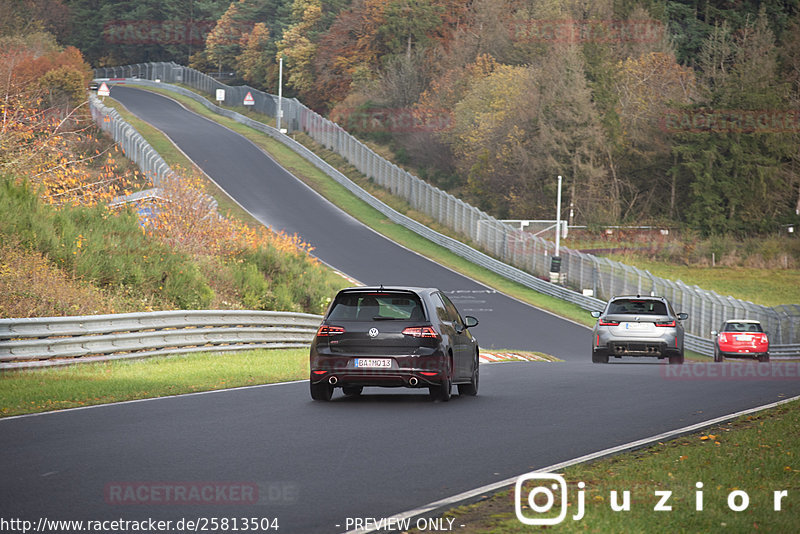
[409,377,419,387]
[328,376,338,385]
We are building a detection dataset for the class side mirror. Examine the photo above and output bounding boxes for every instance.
[464,316,479,328]
[710,331,718,337]
[591,311,602,318]
[677,312,688,320]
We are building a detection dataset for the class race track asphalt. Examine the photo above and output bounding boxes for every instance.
[1,86,798,533]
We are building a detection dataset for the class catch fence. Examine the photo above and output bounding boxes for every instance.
[92,63,800,347]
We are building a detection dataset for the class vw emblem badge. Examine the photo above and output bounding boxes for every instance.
[368,328,379,338]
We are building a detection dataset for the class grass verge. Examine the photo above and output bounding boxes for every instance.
[423,399,800,533]
[0,348,308,418]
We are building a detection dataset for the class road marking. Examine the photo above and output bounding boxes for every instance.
[344,392,800,534]
[0,380,308,422]
[479,352,561,363]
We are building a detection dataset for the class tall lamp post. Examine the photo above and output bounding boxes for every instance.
[276,56,283,133]
[550,175,563,283]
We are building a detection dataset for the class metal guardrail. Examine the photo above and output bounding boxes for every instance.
[770,344,800,358]
[0,311,322,370]
[89,93,174,187]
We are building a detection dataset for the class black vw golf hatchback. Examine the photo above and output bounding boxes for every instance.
[310,287,479,401]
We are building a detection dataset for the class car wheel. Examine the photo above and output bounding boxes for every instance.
[458,354,479,396]
[430,361,452,402]
[758,353,770,363]
[310,381,333,401]
[713,346,722,362]
[669,353,684,365]
[592,351,609,364]
[342,386,363,396]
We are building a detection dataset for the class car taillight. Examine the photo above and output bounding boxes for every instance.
[655,320,676,327]
[402,326,439,338]
[316,325,345,337]
[599,319,619,326]
[719,333,728,343]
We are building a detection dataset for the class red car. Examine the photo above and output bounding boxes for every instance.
[712,320,770,362]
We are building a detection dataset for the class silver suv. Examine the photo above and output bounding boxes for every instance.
[591,296,688,364]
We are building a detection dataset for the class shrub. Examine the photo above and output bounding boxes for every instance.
[0,178,214,309]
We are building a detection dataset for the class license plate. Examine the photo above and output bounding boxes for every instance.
[624,322,647,330]
[355,358,392,368]
[735,335,750,341]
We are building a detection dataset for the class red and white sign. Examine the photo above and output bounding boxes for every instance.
[97,82,111,96]
[243,91,255,106]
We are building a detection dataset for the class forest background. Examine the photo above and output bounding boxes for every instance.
[3,0,800,320]
[17,0,799,238]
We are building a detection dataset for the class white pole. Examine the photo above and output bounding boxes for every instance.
[277,56,283,132]
[556,175,562,256]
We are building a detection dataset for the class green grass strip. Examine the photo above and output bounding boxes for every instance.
[0,348,308,417]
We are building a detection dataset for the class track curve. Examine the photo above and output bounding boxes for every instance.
[1,86,798,533]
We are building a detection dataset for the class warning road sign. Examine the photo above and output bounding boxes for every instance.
[97,82,110,96]
[243,91,255,106]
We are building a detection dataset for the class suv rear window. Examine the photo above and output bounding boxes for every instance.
[327,292,425,321]
[608,299,667,315]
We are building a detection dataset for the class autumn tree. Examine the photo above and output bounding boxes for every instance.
[671,10,796,234]
[442,45,610,222]
[276,0,323,96]
[206,1,247,73]
[237,22,276,89]
[615,51,696,218]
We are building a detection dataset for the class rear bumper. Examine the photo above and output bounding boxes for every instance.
[594,334,682,357]
[310,369,442,387]
[607,341,668,357]
[310,350,448,388]
[718,349,769,359]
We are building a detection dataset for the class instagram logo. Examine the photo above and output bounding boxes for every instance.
[515,473,585,525]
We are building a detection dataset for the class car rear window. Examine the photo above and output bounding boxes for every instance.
[723,322,763,333]
[327,292,425,322]
[608,299,667,315]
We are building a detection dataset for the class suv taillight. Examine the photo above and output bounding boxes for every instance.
[599,318,620,326]
[655,320,676,327]
[316,325,345,337]
[402,326,439,338]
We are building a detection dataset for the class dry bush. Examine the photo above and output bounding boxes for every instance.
[0,241,125,318]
